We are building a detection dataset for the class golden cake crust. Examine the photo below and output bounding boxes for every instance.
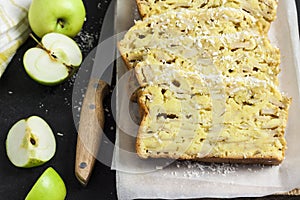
[136,0,278,33]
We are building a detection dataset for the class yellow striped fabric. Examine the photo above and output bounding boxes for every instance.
[0,0,31,78]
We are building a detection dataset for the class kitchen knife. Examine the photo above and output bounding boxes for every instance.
[75,0,116,186]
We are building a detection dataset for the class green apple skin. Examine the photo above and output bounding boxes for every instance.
[28,0,86,38]
[25,167,67,200]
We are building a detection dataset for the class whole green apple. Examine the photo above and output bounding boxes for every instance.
[28,0,86,38]
[25,167,67,200]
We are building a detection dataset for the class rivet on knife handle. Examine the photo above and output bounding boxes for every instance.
[75,79,109,186]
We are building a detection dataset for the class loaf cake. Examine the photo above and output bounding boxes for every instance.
[119,8,280,84]
[134,50,290,164]
[118,0,290,164]
[136,0,278,33]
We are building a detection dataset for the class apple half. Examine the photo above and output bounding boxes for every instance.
[23,32,82,86]
[25,167,66,200]
[6,116,56,168]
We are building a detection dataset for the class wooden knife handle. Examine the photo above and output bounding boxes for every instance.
[75,79,109,186]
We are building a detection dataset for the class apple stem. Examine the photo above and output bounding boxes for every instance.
[57,19,65,28]
[67,66,76,76]
[29,33,51,54]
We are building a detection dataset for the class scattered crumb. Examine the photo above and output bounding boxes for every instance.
[133,6,140,20]
[38,102,44,108]
[77,30,99,54]
[57,132,64,137]
[64,97,71,106]
[156,166,163,170]
[162,161,269,182]
[73,105,81,112]
[172,161,240,178]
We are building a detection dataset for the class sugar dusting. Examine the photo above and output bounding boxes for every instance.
[77,30,99,55]
[68,0,111,121]
[133,5,141,21]
[57,132,64,137]
[174,161,238,178]
[71,25,100,122]
[160,160,267,179]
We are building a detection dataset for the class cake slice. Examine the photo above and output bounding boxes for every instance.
[135,52,290,164]
[119,8,280,84]
[119,30,280,84]
[121,7,266,39]
[136,0,278,33]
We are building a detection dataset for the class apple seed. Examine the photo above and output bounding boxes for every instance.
[30,137,36,146]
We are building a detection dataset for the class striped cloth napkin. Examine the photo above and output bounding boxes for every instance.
[0,0,32,78]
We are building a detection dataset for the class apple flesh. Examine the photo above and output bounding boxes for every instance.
[28,0,86,38]
[25,167,67,200]
[6,116,56,168]
[23,32,82,86]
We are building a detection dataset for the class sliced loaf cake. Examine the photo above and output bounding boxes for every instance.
[117,1,290,165]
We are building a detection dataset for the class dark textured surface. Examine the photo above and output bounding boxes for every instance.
[0,0,299,200]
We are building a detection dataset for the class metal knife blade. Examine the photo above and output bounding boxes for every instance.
[75,0,116,186]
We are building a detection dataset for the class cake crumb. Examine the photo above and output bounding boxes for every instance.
[156,166,163,170]
[57,132,64,137]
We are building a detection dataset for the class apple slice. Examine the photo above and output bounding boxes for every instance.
[23,32,82,86]
[25,167,66,200]
[6,116,56,168]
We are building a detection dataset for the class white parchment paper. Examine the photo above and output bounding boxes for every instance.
[112,0,300,199]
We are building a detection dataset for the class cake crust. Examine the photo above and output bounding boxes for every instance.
[136,0,279,33]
